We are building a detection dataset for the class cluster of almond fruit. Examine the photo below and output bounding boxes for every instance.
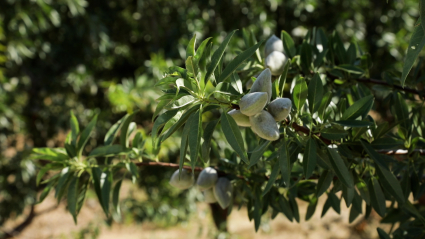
[228,35,291,141]
[169,167,233,209]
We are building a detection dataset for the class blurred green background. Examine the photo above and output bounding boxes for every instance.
[0,0,421,236]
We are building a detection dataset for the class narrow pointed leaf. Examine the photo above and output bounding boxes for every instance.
[70,111,79,146]
[262,162,280,196]
[218,40,264,83]
[186,34,196,58]
[77,114,98,157]
[341,95,374,120]
[205,30,237,85]
[278,138,290,187]
[113,180,122,215]
[368,177,386,217]
[281,30,296,58]
[360,140,405,204]
[67,175,79,224]
[308,73,323,113]
[303,138,317,178]
[220,111,248,164]
[188,110,202,171]
[249,140,270,168]
[316,170,333,197]
[327,148,353,188]
[401,20,425,87]
[293,77,308,111]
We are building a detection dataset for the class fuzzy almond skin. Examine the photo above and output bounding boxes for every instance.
[228,109,251,127]
[203,188,217,203]
[249,69,272,102]
[250,110,280,141]
[264,35,284,57]
[239,92,268,116]
[268,98,292,121]
[213,178,233,209]
[265,51,288,76]
[169,169,194,190]
[196,167,218,191]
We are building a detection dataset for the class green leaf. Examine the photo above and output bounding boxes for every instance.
[421,0,425,32]
[55,167,71,202]
[332,120,373,127]
[230,72,243,94]
[69,111,79,146]
[393,92,410,133]
[67,175,79,223]
[308,73,323,114]
[281,30,296,58]
[377,228,391,239]
[328,192,341,214]
[201,119,219,162]
[39,180,55,203]
[204,30,237,85]
[278,137,291,187]
[262,161,280,197]
[341,95,374,120]
[347,43,357,65]
[321,128,348,140]
[305,196,318,220]
[334,65,364,75]
[186,56,199,83]
[193,37,212,65]
[188,110,202,171]
[342,182,354,207]
[316,170,333,197]
[125,162,139,184]
[300,43,312,74]
[249,140,270,168]
[293,77,308,111]
[100,170,112,216]
[368,177,386,217]
[77,114,98,157]
[401,20,425,87]
[31,147,69,161]
[289,196,300,222]
[186,34,196,58]
[371,138,403,150]
[356,180,370,205]
[220,111,248,164]
[160,104,201,142]
[36,165,52,186]
[179,119,191,174]
[169,95,196,109]
[112,180,122,215]
[278,59,290,97]
[89,145,127,158]
[278,196,293,221]
[303,138,317,179]
[152,108,180,143]
[105,114,131,145]
[218,40,264,83]
[360,140,405,204]
[327,148,353,188]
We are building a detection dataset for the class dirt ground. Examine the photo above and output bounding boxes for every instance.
[2,187,389,239]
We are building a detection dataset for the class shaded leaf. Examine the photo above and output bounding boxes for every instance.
[401,20,425,87]
[327,148,353,188]
[308,73,323,113]
[220,111,248,164]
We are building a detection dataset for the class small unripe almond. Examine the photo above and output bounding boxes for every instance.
[169,169,194,190]
[213,178,233,209]
[268,98,292,121]
[228,109,251,127]
[196,167,218,191]
[265,51,288,76]
[249,69,272,102]
[250,110,280,141]
[203,188,217,203]
[264,35,284,57]
[239,92,268,116]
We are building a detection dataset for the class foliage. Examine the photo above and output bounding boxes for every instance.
[2,0,425,238]
[32,23,425,238]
